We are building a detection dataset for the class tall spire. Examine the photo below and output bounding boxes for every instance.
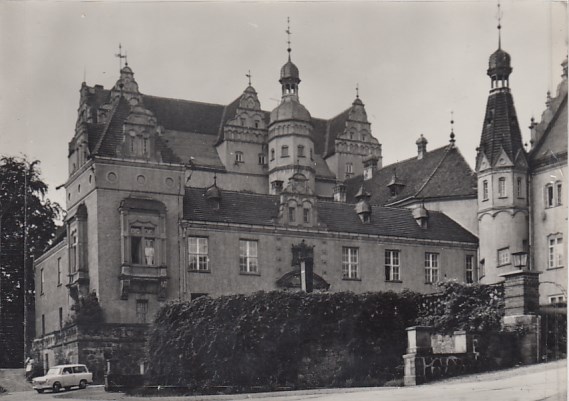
[496,1,503,49]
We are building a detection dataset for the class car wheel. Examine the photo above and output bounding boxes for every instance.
[79,380,87,389]
[52,382,61,393]
[36,389,44,394]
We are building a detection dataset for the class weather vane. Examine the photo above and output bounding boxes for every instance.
[286,17,292,59]
[496,1,503,49]
[246,70,252,86]
[115,43,127,69]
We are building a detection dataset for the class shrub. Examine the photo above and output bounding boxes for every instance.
[416,281,504,334]
[146,290,420,389]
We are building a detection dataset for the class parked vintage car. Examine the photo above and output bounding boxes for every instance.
[32,364,92,393]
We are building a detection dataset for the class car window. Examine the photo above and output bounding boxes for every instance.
[63,367,73,374]
[47,368,61,376]
[73,366,86,373]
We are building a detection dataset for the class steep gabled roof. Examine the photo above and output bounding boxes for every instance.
[183,187,478,244]
[344,145,476,205]
[529,89,568,168]
[324,108,350,158]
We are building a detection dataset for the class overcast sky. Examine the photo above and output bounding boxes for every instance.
[0,0,567,209]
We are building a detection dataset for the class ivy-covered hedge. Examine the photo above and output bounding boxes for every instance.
[416,281,505,334]
[146,290,420,389]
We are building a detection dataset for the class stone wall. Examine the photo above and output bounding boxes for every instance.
[32,323,148,384]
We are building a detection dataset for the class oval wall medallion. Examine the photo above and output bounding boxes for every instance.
[137,175,146,185]
[165,177,175,187]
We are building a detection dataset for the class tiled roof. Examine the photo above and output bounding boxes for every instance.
[324,109,350,158]
[344,145,476,205]
[142,95,226,135]
[162,130,224,168]
[183,187,478,244]
[477,90,524,166]
[93,96,131,157]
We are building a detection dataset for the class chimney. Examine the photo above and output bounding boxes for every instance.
[416,134,428,160]
[363,155,379,180]
[333,182,346,202]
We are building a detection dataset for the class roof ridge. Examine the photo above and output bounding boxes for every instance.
[378,144,449,172]
[142,94,227,108]
[92,97,123,155]
[414,145,453,197]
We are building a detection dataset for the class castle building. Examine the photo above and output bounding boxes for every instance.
[32,23,566,378]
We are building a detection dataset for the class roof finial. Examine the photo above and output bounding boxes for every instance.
[115,43,126,70]
[356,83,359,99]
[246,70,252,86]
[125,49,128,67]
[496,0,503,49]
[286,17,292,61]
[450,110,456,146]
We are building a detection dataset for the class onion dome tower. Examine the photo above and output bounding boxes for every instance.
[268,18,315,195]
[476,4,529,284]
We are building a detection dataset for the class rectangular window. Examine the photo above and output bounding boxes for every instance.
[342,247,359,279]
[385,250,401,281]
[546,185,554,207]
[59,307,63,330]
[235,151,244,163]
[270,149,275,161]
[281,146,289,158]
[482,180,489,200]
[70,232,77,273]
[549,295,566,304]
[258,154,266,165]
[41,315,45,336]
[548,235,563,269]
[498,177,506,197]
[557,183,562,206]
[303,208,310,224]
[497,247,510,266]
[136,300,149,323]
[188,237,209,271]
[40,268,44,295]
[57,258,62,285]
[466,255,474,283]
[345,163,354,178]
[288,207,296,222]
[424,252,439,283]
[239,240,258,273]
[298,145,305,158]
[130,226,156,265]
[517,177,523,198]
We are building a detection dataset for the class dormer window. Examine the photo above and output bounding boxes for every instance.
[288,206,296,222]
[303,208,310,224]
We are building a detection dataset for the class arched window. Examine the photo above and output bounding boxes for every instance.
[270,148,275,161]
[345,162,354,178]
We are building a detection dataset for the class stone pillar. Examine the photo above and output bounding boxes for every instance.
[499,270,542,364]
[403,326,432,386]
[500,270,541,315]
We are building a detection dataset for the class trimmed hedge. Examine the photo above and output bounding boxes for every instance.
[146,290,420,389]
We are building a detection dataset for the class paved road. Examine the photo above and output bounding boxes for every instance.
[1,360,565,401]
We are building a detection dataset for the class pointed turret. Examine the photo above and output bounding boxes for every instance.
[476,5,529,285]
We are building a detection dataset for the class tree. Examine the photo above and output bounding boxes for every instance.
[0,156,61,367]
